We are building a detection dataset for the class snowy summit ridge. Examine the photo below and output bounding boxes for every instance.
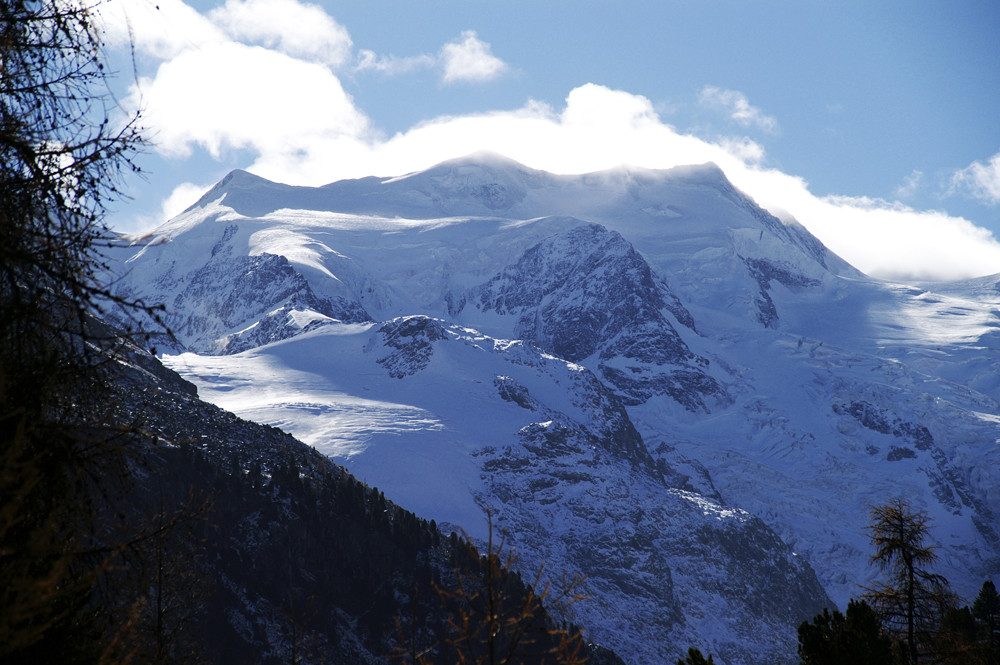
[110,154,1000,665]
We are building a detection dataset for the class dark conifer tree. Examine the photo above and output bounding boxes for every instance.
[934,605,980,664]
[676,646,715,665]
[797,599,891,665]
[973,580,1000,665]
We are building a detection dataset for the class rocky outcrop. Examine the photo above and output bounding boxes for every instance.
[355,318,830,664]
[477,223,728,411]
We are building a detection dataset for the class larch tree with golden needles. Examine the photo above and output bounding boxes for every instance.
[392,513,588,665]
[863,499,951,665]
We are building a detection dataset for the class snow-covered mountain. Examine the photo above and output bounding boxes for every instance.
[110,153,1000,664]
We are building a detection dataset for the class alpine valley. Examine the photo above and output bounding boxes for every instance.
[108,153,1000,665]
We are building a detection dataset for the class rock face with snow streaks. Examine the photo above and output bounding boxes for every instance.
[370,316,451,378]
[352,316,830,664]
[477,418,829,665]
[118,221,370,353]
[475,223,727,410]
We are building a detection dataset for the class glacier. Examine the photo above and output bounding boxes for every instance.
[109,153,1000,664]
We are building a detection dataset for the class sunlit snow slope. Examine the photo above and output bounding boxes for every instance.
[111,153,1000,665]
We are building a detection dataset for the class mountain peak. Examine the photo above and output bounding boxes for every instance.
[389,151,544,186]
[187,169,278,213]
[666,161,728,183]
[439,150,529,170]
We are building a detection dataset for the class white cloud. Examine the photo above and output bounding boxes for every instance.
[208,0,352,66]
[700,86,778,133]
[100,0,351,66]
[116,180,213,235]
[951,151,1000,205]
[294,84,726,181]
[160,181,213,220]
[777,192,1000,282]
[440,31,508,84]
[133,41,369,159]
[714,136,767,166]
[356,49,436,76]
[895,170,924,200]
[99,0,226,58]
[354,31,507,82]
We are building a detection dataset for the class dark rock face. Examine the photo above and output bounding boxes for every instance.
[478,223,727,410]
[476,419,831,665]
[599,364,723,410]
[492,371,654,471]
[369,315,450,378]
[887,446,917,461]
[743,257,822,328]
[832,400,933,449]
[470,181,524,210]
[831,397,999,542]
[221,293,368,354]
[479,224,695,360]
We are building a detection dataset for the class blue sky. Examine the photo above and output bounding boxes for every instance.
[100,0,1000,281]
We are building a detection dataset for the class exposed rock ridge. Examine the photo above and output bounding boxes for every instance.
[477,223,728,410]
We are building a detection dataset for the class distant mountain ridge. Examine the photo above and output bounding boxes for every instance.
[110,153,1000,665]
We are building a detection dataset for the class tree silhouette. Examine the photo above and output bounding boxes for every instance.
[863,499,950,664]
[676,646,715,665]
[0,1,159,660]
[972,580,1000,665]
[392,513,587,665]
[128,488,212,665]
[797,599,891,665]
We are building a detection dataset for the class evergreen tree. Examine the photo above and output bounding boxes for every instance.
[973,580,1000,665]
[677,646,715,665]
[934,605,980,664]
[797,599,891,665]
